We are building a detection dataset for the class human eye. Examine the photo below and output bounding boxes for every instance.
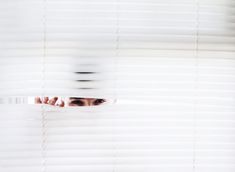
[93,99,106,106]
[70,99,85,106]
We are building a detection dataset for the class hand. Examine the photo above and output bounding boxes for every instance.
[35,97,65,107]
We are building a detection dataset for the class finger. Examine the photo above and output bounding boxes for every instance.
[57,100,65,107]
[56,100,65,107]
[35,97,42,104]
[48,97,58,106]
[43,97,49,104]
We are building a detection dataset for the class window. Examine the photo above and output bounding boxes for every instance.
[0,0,235,172]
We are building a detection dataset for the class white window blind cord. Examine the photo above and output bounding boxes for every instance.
[41,0,47,171]
[193,0,199,171]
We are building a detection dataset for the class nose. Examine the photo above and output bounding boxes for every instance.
[86,98,94,106]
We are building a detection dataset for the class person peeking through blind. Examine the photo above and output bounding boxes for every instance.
[34,97,106,107]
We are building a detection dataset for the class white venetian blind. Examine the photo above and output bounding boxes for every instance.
[0,0,235,172]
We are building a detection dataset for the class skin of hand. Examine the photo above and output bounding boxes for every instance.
[35,97,65,107]
[35,97,106,107]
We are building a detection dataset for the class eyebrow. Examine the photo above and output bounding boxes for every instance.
[69,97,106,100]
[69,97,83,100]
